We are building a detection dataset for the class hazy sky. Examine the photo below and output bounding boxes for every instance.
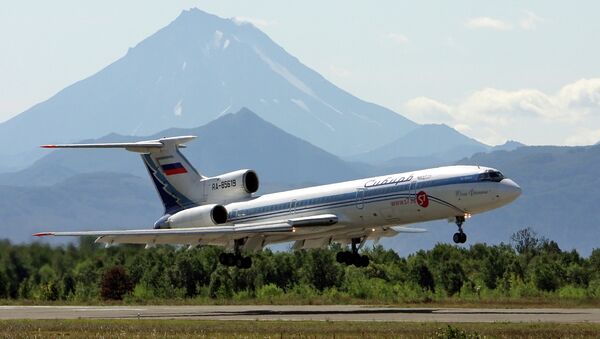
[2,1,600,146]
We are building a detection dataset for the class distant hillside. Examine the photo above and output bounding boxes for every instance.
[384,145,600,256]
[0,108,364,187]
[0,172,161,243]
[491,140,525,152]
[349,124,489,164]
[0,8,417,170]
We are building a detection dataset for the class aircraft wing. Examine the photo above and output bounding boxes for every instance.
[33,214,338,247]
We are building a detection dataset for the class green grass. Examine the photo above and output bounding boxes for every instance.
[0,319,599,338]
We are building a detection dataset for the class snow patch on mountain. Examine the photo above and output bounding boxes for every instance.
[174,100,183,116]
[291,98,310,112]
[217,104,232,118]
[352,111,383,127]
[253,46,316,97]
[213,30,224,48]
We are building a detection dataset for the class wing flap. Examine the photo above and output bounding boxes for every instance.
[233,214,338,228]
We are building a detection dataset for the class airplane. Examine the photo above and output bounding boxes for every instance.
[34,136,521,268]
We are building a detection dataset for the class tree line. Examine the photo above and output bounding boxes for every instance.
[0,228,599,303]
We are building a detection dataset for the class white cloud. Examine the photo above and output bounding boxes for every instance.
[519,11,544,30]
[466,12,544,32]
[558,78,600,112]
[387,33,409,44]
[458,88,560,125]
[403,78,600,145]
[404,96,453,123]
[233,16,275,29]
[465,17,512,31]
[565,128,600,146]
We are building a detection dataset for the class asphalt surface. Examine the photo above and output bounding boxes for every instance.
[0,305,599,323]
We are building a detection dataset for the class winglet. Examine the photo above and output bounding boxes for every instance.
[33,232,55,237]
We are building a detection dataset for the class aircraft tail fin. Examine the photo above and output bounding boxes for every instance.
[42,136,204,214]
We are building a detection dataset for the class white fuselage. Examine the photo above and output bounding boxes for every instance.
[219,165,521,245]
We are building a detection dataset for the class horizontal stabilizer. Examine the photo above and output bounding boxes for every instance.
[41,136,197,153]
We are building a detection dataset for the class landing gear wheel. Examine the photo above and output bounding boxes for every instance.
[225,253,236,266]
[240,256,252,269]
[235,255,244,268]
[336,251,349,264]
[336,238,370,267]
[219,252,234,266]
[452,232,467,244]
[220,253,252,268]
[219,253,228,265]
[356,255,370,267]
[453,216,468,244]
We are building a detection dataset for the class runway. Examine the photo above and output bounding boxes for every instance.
[0,305,599,323]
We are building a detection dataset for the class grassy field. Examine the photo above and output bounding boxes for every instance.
[0,320,599,338]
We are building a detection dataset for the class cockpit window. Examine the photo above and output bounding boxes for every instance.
[479,170,504,182]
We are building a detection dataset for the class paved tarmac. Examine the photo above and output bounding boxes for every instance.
[0,305,599,323]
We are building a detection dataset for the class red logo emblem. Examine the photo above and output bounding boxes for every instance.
[416,191,429,208]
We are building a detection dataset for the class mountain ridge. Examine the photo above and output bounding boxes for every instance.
[0,8,417,169]
[0,108,364,187]
[348,123,490,164]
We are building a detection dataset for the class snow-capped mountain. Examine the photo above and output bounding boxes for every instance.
[0,8,417,169]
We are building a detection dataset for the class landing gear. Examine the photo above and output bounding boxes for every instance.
[453,216,467,244]
[452,232,467,244]
[219,252,252,269]
[219,239,252,269]
[336,237,370,267]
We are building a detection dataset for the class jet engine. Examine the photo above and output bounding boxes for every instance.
[202,169,259,203]
[166,204,228,228]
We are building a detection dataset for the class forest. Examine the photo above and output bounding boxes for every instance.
[1,228,599,304]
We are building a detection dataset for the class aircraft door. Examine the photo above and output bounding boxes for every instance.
[409,180,418,203]
[290,200,297,215]
[355,188,366,209]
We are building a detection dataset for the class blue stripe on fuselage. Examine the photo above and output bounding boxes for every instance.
[228,173,481,222]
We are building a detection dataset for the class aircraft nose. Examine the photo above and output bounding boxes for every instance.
[500,178,522,202]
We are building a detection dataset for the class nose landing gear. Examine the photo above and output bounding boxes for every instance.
[453,216,467,244]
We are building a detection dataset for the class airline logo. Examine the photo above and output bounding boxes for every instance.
[416,191,429,208]
[161,162,188,176]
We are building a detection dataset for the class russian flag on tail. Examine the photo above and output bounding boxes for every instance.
[161,162,187,176]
